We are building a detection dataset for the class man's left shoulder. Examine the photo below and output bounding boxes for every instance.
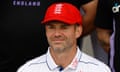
[79,52,111,71]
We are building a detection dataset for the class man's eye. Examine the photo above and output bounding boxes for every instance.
[47,25,55,29]
[61,25,69,29]
[62,26,67,29]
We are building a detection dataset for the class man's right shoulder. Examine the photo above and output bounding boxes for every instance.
[17,54,46,72]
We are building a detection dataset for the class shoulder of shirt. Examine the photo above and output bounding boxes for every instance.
[17,54,47,72]
[80,52,102,64]
[79,52,111,71]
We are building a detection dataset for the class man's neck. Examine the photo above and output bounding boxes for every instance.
[50,46,77,68]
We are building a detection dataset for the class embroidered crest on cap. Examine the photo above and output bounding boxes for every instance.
[54,4,63,14]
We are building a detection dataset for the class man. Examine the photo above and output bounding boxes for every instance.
[1,0,97,72]
[17,3,111,72]
[95,0,120,72]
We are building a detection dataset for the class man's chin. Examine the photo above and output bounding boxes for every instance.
[52,46,65,52]
[53,46,63,49]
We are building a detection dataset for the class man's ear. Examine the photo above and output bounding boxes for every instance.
[76,25,82,38]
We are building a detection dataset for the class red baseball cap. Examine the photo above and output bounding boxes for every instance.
[41,2,82,25]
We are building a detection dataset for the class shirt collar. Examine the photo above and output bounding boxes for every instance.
[67,47,81,70]
[46,47,82,70]
[46,47,58,70]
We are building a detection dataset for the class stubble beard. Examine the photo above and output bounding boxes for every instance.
[51,41,74,54]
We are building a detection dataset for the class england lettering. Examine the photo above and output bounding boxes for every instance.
[13,0,40,6]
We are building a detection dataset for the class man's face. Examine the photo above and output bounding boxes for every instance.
[45,21,81,53]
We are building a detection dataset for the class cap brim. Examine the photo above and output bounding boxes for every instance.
[41,17,76,25]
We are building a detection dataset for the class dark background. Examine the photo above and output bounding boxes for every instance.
[1,0,49,72]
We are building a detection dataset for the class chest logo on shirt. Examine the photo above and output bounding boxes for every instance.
[13,0,40,6]
[112,2,120,13]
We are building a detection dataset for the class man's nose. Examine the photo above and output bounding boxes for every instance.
[54,29,62,37]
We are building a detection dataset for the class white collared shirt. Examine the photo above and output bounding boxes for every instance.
[17,47,111,72]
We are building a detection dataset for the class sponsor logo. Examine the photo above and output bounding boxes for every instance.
[112,3,120,13]
[13,0,40,6]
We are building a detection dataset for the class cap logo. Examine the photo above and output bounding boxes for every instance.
[54,4,63,14]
